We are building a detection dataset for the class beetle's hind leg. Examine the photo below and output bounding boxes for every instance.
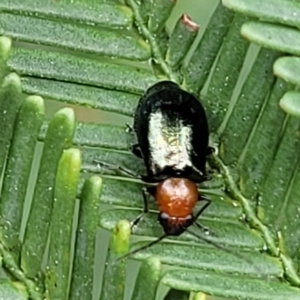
[131,144,143,158]
[93,160,138,178]
[125,123,134,133]
[131,187,155,230]
[194,196,216,236]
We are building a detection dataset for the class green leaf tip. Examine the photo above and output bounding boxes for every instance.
[2,72,21,88]
[57,148,82,184]
[138,255,161,282]
[87,174,103,188]
[274,56,300,85]
[144,256,161,270]
[55,148,82,202]
[54,106,75,120]
[166,14,199,68]
[24,95,44,113]
[222,0,300,29]
[119,4,133,18]
[110,219,131,256]
[241,21,300,56]
[132,256,161,300]
[46,106,76,147]
[100,221,130,300]
[142,256,161,277]
[279,91,300,117]
[193,292,207,300]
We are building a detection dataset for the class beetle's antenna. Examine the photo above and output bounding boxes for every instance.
[186,228,264,275]
[116,234,168,261]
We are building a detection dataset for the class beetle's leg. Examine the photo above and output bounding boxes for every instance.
[131,144,143,158]
[193,196,215,236]
[198,195,211,202]
[131,187,151,229]
[93,160,138,178]
[125,123,133,133]
[189,170,211,183]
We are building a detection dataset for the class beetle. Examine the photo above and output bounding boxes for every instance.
[129,80,213,237]
[95,81,261,270]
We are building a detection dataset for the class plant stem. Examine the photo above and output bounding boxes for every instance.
[127,0,179,83]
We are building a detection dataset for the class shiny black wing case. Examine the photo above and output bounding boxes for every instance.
[133,81,209,182]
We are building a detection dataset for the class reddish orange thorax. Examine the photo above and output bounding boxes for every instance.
[155,178,198,219]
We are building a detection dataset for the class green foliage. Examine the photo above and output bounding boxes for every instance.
[0,0,300,299]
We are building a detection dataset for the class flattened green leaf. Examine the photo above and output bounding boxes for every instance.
[69,175,102,300]
[166,14,199,68]
[241,21,300,56]
[220,48,280,165]
[0,36,11,81]
[183,3,234,93]
[46,148,81,300]
[239,79,288,198]
[132,257,161,300]
[8,47,157,94]
[100,220,131,300]
[222,0,300,29]
[162,269,300,300]
[0,95,44,260]
[99,209,264,249]
[0,73,22,175]
[258,117,300,226]
[0,13,150,60]
[274,56,300,85]
[204,14,250,131]
[130,240,282,276]
[0,0,133,28]
[21,77,138,116]
[277,163,300,259]
[280,90,300,117]
[21,108,75,279]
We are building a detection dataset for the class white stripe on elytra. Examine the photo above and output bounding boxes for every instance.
[148,111,192,173]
